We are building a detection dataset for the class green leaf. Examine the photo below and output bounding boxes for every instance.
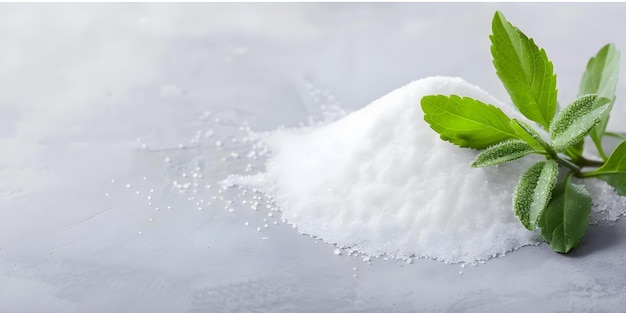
[583,141,626,196]
[580,44,620,159]
[539,173,592,253]
[593,140,626,173]
[585,140,626,175]
[580,44,621,99]
[549,94,611,152]
[513,160,559,230]
[490,11,557,130]
[472,139,535,168]
[420,95,518,149]
[510,118,550,152]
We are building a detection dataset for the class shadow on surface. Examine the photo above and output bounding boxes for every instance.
[566,220,624,258]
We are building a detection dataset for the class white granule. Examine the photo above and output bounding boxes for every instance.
[224,76,626,263]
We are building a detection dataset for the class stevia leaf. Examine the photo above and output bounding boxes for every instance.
[510,118,550,152]
[539,173,592,253]
[583,141,626,196]
[590,140,626,174]
[580,44,621,99]
[490,11,557,130]
[549,94,611,152]
[472,139,535,168]
[580,44,620,159]
[421,95,518,149]
[600,140,626,172]
[513,160,559,230]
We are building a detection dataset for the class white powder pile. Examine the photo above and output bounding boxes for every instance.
[225,76,626,263]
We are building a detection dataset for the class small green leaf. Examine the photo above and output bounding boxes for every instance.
[510,118,550,152]
[513,160,559,230]
[549,95,611,152]
[539,173,592,253]
[580,44,620,159]
[584,140,626,174]
[595,140,626,172]
[490,11,557,130]
[583,141,626,196]
[472,139,535,168]
[421,95,518,149]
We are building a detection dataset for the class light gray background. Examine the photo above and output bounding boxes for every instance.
[1,3,626,312]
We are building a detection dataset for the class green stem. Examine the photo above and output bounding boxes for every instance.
[556,156,581,174]
[545,146,581,174]
[578,157,605,168]
[579,171,603,178]
[594,140,609,161]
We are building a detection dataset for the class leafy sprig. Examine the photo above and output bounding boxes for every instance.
[421,11,626,253]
